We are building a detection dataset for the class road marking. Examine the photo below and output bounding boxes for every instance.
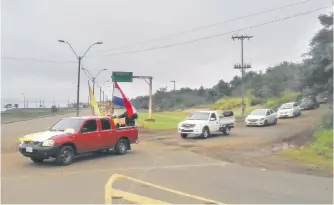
[108,188,169,204]
[2,162,229,180]
[105,173,226,204]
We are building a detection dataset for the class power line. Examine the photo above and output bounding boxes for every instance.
[92,6,331,58]
[97,0,314,54]
[1,56,76,64]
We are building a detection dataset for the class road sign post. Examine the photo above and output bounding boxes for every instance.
[111,72,133,82]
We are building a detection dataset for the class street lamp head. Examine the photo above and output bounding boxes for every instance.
[96,42,103,44]
[58,40,65,43]
[102,69,107,71]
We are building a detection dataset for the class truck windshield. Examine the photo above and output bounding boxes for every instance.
[50,118,84,132]
[188,112,210,120]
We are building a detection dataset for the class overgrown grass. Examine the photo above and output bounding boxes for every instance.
[265,91,300,109]
[281,112,333,166]
[211,97,251,110]
[137,111,188,130]
[281,129,333,166]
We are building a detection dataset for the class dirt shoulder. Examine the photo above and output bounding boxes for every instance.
[140,105,332,177]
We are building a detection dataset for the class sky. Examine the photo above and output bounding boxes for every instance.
[1,0,333,107]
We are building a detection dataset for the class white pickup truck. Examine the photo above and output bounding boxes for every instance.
[177,110,236,139]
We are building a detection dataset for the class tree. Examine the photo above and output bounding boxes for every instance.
[302,13,333,94]
[14,104,19,108]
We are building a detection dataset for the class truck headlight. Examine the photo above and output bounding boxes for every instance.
[42,139,54,147]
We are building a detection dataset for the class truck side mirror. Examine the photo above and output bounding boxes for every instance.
[210,118,216,121]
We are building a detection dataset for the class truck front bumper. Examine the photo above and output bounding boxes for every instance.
[178,128,202,135]
[19,144,60,159]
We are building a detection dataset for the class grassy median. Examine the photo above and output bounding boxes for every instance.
[137,111,188,130]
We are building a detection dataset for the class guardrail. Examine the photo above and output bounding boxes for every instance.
[105,173,225,204]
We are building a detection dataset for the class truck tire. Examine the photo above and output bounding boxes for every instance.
[56,145,75,166]
[181,134,188,139]
[115,138,128,155]
[223,126,230,135]
[201,127,210,139]
[30,157,44,163]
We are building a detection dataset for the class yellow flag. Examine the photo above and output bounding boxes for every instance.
[88,82,101,115]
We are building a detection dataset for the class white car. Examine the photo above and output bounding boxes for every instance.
[245,109,277,126]
[177,111,235,139]
[277,102,301,118]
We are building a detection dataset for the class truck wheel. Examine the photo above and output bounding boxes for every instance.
[181,134,188,139]
[30,157,44,163]
[201,127,210,139]
[115,138,128,155]
[56,145,75,166]
[223,127,230,135]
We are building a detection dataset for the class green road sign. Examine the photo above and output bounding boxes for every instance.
[111,71,133,82]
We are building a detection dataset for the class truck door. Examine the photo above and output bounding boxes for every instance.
[98,118,117,148]
[208,113,219,132]
[77,119,100,152]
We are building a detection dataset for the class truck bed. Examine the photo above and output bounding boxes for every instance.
[219,116,236,127]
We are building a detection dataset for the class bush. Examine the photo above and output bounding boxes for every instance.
[51,105,58,113]
[265,91,300,109]
[211,97,250,110]
[250,98,264,106]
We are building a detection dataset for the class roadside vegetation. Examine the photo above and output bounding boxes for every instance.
[137,111,188,130]
[281,112,333,166]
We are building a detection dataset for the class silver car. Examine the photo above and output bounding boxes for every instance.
[245,109,277,126]
[277,102,301,118]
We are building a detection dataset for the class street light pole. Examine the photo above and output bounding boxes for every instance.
[58,40,103,116]
[81,68,107,95]
[22,93,25,108]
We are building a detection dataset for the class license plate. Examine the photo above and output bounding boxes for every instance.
[26,147,33,152]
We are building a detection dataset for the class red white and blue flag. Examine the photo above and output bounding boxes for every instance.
[112,81,137,117]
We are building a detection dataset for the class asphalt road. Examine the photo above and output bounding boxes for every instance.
[2,142,333,204]
[1,107,333,204]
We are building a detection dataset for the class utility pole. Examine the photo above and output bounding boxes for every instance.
[40,99,42,108]
[102,90,105,103]
[42,99,44,108]
[26,100,28,108]
[232,34,253,117]
[133,76,153,121]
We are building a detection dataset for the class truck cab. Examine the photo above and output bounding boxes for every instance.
[19,116,139,165]
[177,111,235,139]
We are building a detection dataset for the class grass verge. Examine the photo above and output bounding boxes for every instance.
[280,129,333,166]
[137,111,188,130]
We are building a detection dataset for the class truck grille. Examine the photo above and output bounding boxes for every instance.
[24,141,41,145]
[182,124,195,128]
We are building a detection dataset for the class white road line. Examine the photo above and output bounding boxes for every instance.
[1,162,229,181]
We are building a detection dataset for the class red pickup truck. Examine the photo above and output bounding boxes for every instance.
[18,116,139,165]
